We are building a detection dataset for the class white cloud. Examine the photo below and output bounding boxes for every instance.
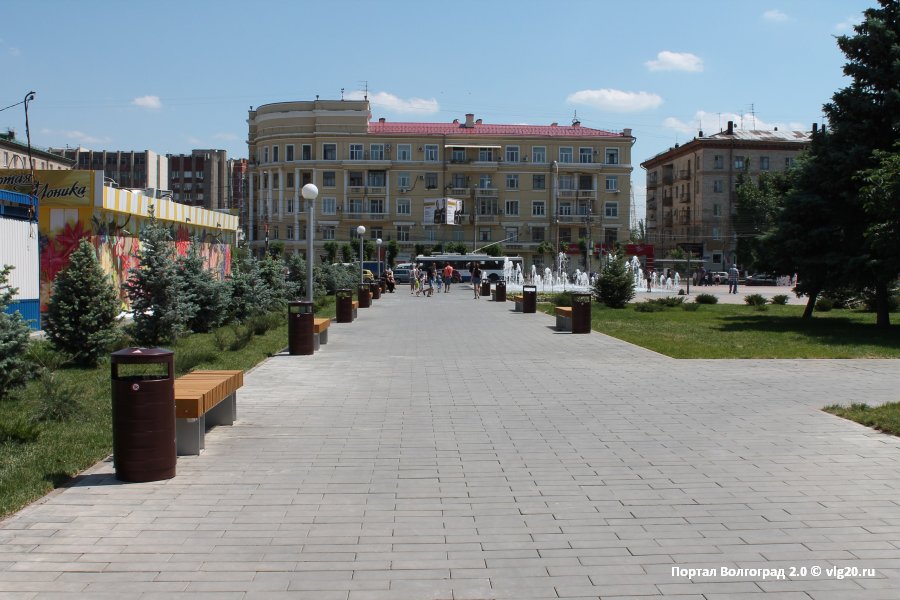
[663,110,810,135]
[132,95,161,110]
[763,9,789,23]
[347,90,439,115]
[645,51,704,73]
[567,89,663,112]
[40,128,111,145]
[834,15,861,33]
[213,132,239,141]
[8,46,20,57]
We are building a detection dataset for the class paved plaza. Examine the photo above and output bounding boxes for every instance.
[2,286,900,599]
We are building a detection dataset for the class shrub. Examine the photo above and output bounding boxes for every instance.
[226,254,273,322]
[0,265,34,400]
[744,294,768,307]
[551,292,572,307]
[771,294,790,305]
[634,302,666,312]
[682,303,700,312]
[314,263,356,295]
[816,297,835,312]
[695,293,718,305]
[29,371,86,423]
[593,254,635,308]
[0,416,40,444]
[213,326,235,351]
[175,347,218,374]
[650,296,685,307]
[44,240,120,366]
[227,324,254,351]
[176,236,229,333]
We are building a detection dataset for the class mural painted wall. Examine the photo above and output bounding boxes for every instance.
[0,169,239,313]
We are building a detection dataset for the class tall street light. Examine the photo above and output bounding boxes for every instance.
[552,160,559,278]
[376,238,383,280]
[301,183,319,302]
[356,225,366,283]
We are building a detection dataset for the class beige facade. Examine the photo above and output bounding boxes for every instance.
[2,130,74,171]
[246,99,633,267]
[641,121,811,269]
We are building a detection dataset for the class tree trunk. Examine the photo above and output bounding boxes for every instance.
[874,280,891,328]
[802,288,820,319]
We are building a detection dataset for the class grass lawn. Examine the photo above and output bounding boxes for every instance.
[824,403,900,437]
[0,299,335,520]
[542,302,900,358]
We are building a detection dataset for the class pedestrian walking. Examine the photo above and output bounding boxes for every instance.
[471,262,482,299]
[728,264,739,294]
[443,263,453,293]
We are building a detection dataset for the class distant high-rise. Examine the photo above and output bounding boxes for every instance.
[168,150,228,210]
[49,147,167,191]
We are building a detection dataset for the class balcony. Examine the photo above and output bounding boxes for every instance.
[677,169,692,181]
[475,188,498,198]
[577,190,597,200]
[663,216,673,227]
[449,187,472,197]
[662,197,673,207]
[346,185,386,196]
[647,199,656,210]
[663,174,674,185]
[558,189,577,199]
[679,191,691,203]
[475,214,500,223]
[647,178,659,189]
[342,211,389,221]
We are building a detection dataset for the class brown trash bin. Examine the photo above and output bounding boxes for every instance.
[571,292,592,334]
[336,289,353,323]
[495,281,506,302]
[523,285,537,313]
[481,280,491,296]
[111,347,176,482]
[371,281,381,300]
[288,301,314,355]
[358,283,372,308]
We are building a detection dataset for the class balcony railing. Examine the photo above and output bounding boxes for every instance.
[558,189,577,199]
[677,169,691,181]
[475,188,498,198]
[346,185,386,195]
[342,211,389,221]
[679,192,691,203]
[449,187,472,197]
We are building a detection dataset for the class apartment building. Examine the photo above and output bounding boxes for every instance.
[49,147,168,193]
[229,158,248,237]
[246,99,634,267]
[168,150,229,209]
[641,121,811,269]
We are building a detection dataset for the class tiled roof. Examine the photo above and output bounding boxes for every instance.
[706,129,811,142]
[368,121,622,138]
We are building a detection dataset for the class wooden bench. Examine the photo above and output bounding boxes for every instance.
[313,317,330,351]
[351,300,359,321]
[174,370,243,455]
[555,306,573,331]
[511,294,524,312]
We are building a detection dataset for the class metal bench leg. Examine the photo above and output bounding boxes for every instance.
[176,415,205,455]
[206,393,235,427]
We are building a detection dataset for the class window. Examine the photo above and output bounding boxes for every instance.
[713,203,722,216]
[604,228,617,246]
[425,172,438,189]
[272,226,279,240]
[397,172,411,190]
[760,156,770,170]
[579,174,593,190]
[350,144,364,160]
[533,174,546,190]
[605,148,619,165]
[479,147,494,161]
[368,171,386,187]
[287,198,294,213]
[505,226,519,241]
[453,229,466,241]
[785,157,795,168]
[397,225,410,241]
[424,144,439,161]
[531,227,545,242]
[505,200,519,216]
[479,174,493,189]
[713,180,724,193]
[734,156,745,169]
[424,226,436,241]
[579,147,593,163]
[348,171,364,186]
[322,226,335,240]
[369,198,385,215]
[301,144,312,160]
[287,173,295,189]
[559,147,573,163]
[605,176,618,191]
[370,144,384,160]
[452,173,466,188]
[506,174,519,189]
[532,146,546,163]
[559,175,575,190]
[323,171,336,187]
[479,227,491,242]
[713,253,722,264]
[505,145,519,162]
[263,147,269,163]
[322,197,336,215]
[286,145,294,162]
[532,201,546,216]
[397,198,411,215]
[397,144,411,161]
[287,226,294,240]
[559,202,572,216]
[272,146,279,162]
[323,144,336,160]
[605,202,618,218]
[273,173,280,190]
[559,228,571,243]
[713,154,724,169]
[712,227,722,240]
[451,147,466,162]
[370,227,383,240]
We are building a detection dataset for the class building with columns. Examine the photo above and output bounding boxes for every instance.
[246,99,634,267]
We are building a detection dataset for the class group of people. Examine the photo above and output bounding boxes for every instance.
[409,263,457,297]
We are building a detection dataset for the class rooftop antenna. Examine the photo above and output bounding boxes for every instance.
[340,88,344,100]
[572,110,579,125]
[750,103,756,129]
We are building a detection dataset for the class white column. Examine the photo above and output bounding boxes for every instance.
[293,168,300,241]
[266,171,273,219]
[277,168,284,218]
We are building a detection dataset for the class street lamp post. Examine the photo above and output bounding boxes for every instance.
[301,183,319,302]
[552,160,559,280]
[376,238,383,280]
[356,225,366,283]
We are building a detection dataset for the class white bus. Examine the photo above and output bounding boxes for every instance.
[414,254,523,283]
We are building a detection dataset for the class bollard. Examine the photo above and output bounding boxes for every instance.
[287,301,314,355]
[111,347,176,482]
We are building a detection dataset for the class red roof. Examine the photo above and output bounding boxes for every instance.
[368,121,621,138]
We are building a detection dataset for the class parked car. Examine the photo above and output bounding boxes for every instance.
[392,268,411,284]
[745,273,777,286]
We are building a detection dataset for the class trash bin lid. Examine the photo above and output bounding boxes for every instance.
[111,347,174,364]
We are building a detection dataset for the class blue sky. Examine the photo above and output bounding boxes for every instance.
[2,0,871,216]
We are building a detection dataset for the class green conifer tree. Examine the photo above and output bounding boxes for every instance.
[0,265,33,399]
[593,254,635,308]
[176,236,228,333]
[44,239,120,366]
